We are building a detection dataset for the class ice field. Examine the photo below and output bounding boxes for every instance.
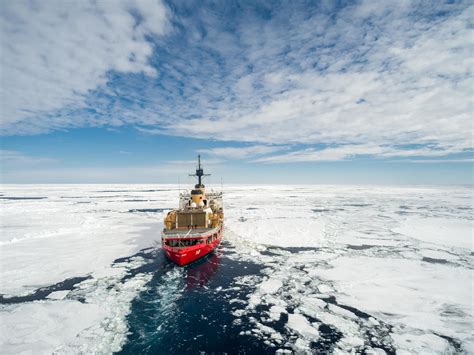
[0,184,472,353]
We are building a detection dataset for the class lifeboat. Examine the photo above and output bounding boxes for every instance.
[161,155,224,266]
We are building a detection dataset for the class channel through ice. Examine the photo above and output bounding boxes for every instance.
[0,184,472,353]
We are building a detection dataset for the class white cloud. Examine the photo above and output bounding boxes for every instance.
[159,2,473,159]
[388,159,474,163]
[253,144,470,163]
[197,145,287,160]
[1,1,472,163]
[252,144,379,163]
[0,0,169,132]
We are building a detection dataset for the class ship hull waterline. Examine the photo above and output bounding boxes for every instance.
[162,225,224,266]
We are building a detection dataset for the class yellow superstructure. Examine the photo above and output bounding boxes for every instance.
[162,155,223,231]
[209,211,223,228]
[191,189,205,205]
[164,210,176,230]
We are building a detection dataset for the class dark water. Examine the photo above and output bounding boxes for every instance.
[118,241,398,354]
[117,242,361,354]
[0,276,91,305]
[118,243,280,354]
[0,196,47,200]
[128,208,171,213]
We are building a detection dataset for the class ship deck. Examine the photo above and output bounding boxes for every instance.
[162,227,218,238]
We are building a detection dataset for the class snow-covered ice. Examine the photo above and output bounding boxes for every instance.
[287,313,319,339]
[0,185,170,353]
[224,184,473,353]
[1,184,473,353]
[394,216,472,249]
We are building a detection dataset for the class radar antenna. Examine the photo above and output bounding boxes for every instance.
[189,155,210,188]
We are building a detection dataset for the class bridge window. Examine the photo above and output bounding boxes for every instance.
[165,240,179,247]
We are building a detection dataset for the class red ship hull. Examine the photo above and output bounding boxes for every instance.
[162,225,224,266]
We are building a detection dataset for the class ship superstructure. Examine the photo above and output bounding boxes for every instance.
[161,156,224,266]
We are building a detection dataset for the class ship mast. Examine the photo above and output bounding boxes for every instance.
[189,155,210,188]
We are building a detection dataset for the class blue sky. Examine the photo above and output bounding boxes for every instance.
[0,0,473,184]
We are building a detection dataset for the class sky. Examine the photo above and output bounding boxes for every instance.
[0,0,473,185]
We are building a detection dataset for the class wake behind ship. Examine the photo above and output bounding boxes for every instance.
[161,156,224,266]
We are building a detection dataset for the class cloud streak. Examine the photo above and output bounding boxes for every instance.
[198,145,287,160]
[252,144,470,164]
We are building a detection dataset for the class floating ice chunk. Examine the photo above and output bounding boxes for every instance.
[255,322,280,338]
[269,305,287,321]
[46,290,69,300]
[316,311,364,348]
[318,284,333,293]
[248,294,262,308]
[246,277,284,309]
[293,337,311,352]
[265,295,288,308]
[234,274,260,286]
[305,297,327,309]
[298,297,327,318]
[260,278,283,295]
[229,298,246,305]
[287,313,319,339]
[271,332,284,342]
[327,304,358,320]
[364,347,387,354]
[232,309,245,317]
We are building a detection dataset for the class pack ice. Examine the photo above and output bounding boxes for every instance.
[0,184,472,353]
